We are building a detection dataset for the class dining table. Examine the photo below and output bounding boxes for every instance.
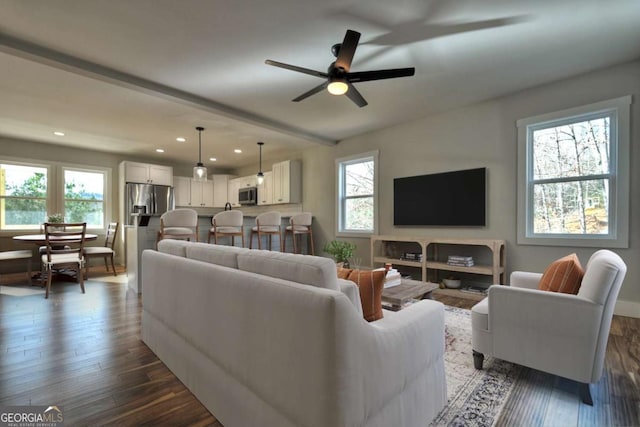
[12,233,98,246]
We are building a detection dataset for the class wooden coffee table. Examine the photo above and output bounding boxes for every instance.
[382,279,440,311]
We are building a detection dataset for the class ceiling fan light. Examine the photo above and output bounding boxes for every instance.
[327,80,348,95]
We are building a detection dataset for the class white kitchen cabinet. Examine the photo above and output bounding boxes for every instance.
[212,174,236,207]
[174,176,215,207]
[121,161,173,186]
[174,176,192,206]
[272,160,301,204]
[228,178,241,208]
[258,171,273,205]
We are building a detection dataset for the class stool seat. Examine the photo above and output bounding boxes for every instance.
[283,212,314,255]
[211,226,242,233]
[249,211,282,251]
[208,210,244,247]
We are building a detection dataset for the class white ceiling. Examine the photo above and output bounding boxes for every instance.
[1,0,639,169]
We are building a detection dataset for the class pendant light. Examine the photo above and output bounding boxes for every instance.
[193,126,207,181]
[256,142,265,185]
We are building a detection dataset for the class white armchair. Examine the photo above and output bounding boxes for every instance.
[471,250,626,405]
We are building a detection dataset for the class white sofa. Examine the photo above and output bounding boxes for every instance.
[141,240,446,427]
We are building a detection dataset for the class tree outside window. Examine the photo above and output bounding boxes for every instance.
[517,96,630,248]
[64,169,104,228]
[337,152,378,234]
[0,164,48,229]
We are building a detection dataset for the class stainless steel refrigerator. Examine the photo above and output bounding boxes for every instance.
[125,183,174,225]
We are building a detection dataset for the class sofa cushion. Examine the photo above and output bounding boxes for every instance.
[157,239,191,257]
[347,269,385,322]
[186,243,248,269]
[237,251,339,291]
[337,266,353,279]
[538,253,584,294]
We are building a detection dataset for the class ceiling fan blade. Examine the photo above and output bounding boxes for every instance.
[347,67,415,83]
[345,83,368,108]
[334,29,360,71]
[265,60,328,79]
[292,81,329,102]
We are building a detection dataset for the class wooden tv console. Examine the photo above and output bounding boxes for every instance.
[370,235,506,284]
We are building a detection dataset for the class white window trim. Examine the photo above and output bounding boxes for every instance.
[60,164,110,232]
[0,156,112,234]
[516,95,631,248]
[335,150,379,237]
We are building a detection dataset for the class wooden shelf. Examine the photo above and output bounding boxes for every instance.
[371,235,506,285]
[373,256,423,268]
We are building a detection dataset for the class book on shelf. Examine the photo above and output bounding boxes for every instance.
[401,252,423,261]
[447,255,474,267]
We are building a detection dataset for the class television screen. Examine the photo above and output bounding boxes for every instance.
[394,168,486,226]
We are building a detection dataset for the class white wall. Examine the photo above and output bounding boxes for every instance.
[297,60,640,314]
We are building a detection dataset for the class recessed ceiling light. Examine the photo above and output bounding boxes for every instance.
[156,148,165,153]
[234,149,242,154]
[209,157,217,162]
[53,131,65,136]
[176,137,186,142]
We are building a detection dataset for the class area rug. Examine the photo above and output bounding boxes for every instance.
[430,306,522,427]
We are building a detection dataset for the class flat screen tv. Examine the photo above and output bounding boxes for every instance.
[394,167,486,226]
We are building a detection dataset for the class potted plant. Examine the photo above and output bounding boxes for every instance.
[323,240,356,268]
[47,213,64,224]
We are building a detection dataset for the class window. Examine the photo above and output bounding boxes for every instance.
[336,151,378,235]
[517,96,630,247]
[0,158,110,232]
[0,163,49,230]
[63,169,105,228]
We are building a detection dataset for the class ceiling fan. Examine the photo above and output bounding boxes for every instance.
[265,29,415,108]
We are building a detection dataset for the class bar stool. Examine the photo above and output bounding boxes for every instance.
[283,212,314,255]
[249,211,282,250]
[157,208,198,246]
[208,210,244,247]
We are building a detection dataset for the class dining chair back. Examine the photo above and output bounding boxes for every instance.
[208,210,244,247]
[84,222,119,278]
[249,211,282,251]
[41,222,87,299]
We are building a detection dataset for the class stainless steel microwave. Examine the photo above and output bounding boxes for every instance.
[239,186,257,205]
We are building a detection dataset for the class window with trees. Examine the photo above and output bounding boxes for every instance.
[0,160,109,232]
[0,163,49,230]
[517,96,630,248]
[64,169,105,228]
[336,151,378,235]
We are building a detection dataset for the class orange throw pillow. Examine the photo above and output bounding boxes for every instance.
[347,269,385,322]
[538,253,584,294]
[337,266,353,280]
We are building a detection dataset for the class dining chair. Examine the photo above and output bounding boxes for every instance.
[157,209,198,246]
[249,211,282,250]
[84,222,119,278]
[41,222,87,299]
[208,211,244,247]
[283,212,314,255]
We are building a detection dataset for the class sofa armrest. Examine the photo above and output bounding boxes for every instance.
[337,278,362,316]
[487,285,603,382]
[348,300,445,414]
[510,271,543,289]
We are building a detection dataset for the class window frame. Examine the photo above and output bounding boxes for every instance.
[335,151,379,237]
[0,156,111,234]
[61,166,108,230]
[516,95,631,248]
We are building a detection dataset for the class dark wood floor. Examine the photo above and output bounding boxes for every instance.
[1,271,638,426]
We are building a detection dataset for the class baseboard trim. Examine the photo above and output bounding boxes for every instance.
[614,299,640,318]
